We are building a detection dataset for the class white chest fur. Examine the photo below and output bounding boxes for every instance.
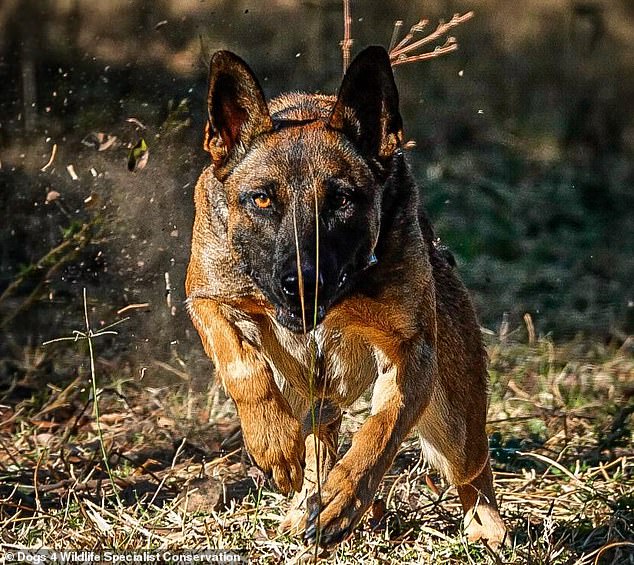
[257,316,378,409]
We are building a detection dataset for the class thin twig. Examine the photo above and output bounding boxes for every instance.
[40,143,57,172]
[41,289,127,507]
[389,12,474,67]
[1,249,87,330]
[83,288,123,507]
[291,203,306,335]
[308,183,323,554]
[391,41,459,67]
[0,222,92,306]
[517,451,595,493]
[148,437,187,507]
[341,0,352,74]
[152,360,190,381]
[392,19,428,55]
[33,447,45,513]
[116,303,150,315]
[388,20,404,53]
[391,12,473,57]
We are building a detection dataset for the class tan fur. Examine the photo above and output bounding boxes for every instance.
[186,48,506,548]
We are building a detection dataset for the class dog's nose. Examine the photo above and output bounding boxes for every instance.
[281,267,324,299]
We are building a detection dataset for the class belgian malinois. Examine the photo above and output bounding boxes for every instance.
[186,46,506,548]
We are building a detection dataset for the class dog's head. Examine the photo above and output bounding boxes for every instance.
[204,47,404,332]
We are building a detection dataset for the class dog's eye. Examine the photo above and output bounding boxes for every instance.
[332,192,350,209]
[326,179,356,211]
[253,193,272,209]
[329,188,354,211]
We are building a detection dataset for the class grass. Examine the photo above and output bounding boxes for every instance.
[0,323,632,563]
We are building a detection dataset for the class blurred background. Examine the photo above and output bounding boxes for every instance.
[0,0,632,388]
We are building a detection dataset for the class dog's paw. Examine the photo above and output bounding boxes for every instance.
[267,447,304,495]
[242,408,305,494]
[302,467,370,547]
[278,505,306,534]
[464,506,507,549]
[279,483,311,534]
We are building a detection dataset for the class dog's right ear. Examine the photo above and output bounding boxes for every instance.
[204,51,272,178]
[329,46,403,163]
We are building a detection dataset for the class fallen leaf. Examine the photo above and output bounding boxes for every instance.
[157,415,175,428]
[31,420,61,430]
[425,473,440,496]
[35,433,56,446]
[128,138,149,172]
[45,190,60,203]
[66,164,79,180]
[81,132,117,151]
[126,117,147,129]
[133,458,163,476]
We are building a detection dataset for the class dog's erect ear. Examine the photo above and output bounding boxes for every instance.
[329,46,403,161]
[204,51,272,176]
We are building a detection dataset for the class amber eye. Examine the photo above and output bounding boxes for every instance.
[334,193,349,209]
[253,194,272,209]
[326,179,356,211]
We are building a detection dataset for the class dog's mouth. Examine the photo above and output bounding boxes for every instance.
[251,259,372,333]
[275,304,327,333]
[273,266,358,333]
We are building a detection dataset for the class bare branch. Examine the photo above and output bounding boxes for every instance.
[391,19,428,56]
[391,38,459,67]
[340,0,353,74]
[389,11,474,67]
[388,20,404,53]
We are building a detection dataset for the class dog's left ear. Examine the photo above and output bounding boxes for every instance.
[329,46,403,161]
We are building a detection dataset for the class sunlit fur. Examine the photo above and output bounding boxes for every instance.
[186,48,506,548]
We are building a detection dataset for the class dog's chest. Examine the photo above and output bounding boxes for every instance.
[262,319,377,407]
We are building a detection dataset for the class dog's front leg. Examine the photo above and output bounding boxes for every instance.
[188,298,305,493]
[279,400,342,534]
[304,339,434,546]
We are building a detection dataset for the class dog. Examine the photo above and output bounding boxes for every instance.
[186,46,506,548]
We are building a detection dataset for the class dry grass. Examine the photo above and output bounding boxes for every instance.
[0,331,633,563]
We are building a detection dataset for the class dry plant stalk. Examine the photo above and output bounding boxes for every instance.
[389,12,474,66]
[341,0,353,73]
[340,2,474,72]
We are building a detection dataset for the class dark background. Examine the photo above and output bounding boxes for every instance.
[0,0,632,385]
